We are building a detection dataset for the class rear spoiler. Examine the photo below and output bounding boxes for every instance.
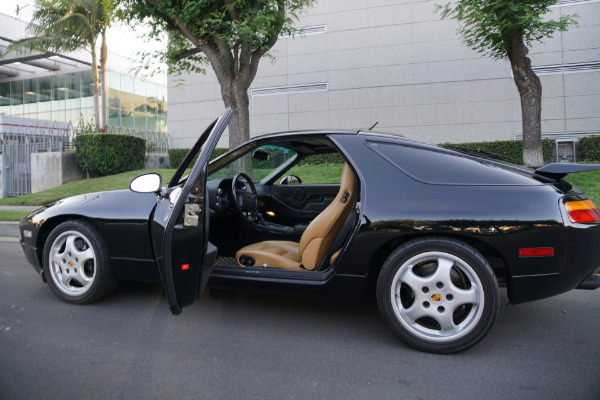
[535,163,600,180]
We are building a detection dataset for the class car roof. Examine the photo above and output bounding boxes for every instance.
[242,129,536,176]
[247,128,446,153]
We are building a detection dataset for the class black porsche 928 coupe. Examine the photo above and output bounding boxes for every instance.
[19,108,600,353]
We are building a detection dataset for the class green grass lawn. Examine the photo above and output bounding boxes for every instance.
[564,169,600,204]
[0,210,32,221]
[0,166,598,221]
[0,169,177,207]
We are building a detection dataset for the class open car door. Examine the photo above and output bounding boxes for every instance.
[152,108,232,315]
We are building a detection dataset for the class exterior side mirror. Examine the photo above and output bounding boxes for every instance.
[279,175,302,185]
[252,149,270,161]
[130,173,162,193]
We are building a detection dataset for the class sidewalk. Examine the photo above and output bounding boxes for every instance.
[0,205,39,211]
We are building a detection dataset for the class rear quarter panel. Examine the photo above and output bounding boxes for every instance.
[333,134,567,301]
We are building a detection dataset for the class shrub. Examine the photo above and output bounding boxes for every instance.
[168,147,230,168]
[441,139,556,165]
[74,134,146,176]
[298,152,344,166]
[578,136,600,162]
[168,148,191,168]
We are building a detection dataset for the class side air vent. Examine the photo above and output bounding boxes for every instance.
[531,62,600,76]
[552,0,600,6]
[279,25,327,38]
[250,83,328,97]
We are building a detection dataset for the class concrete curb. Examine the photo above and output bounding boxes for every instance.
[0,221,20,238]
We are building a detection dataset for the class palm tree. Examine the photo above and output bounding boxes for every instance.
[8,0,114,129]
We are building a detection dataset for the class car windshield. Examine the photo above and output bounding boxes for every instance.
[209,145,298,182]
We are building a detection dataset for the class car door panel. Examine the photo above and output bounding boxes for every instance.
[263,184,339,226]
[152,108,232,315]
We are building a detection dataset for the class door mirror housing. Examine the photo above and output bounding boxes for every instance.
[252,149,271,161]
[129,173,162,193]
[279,175,302,185]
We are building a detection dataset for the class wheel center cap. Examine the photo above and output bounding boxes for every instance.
[430,293,442,302]
[68,260,74,267]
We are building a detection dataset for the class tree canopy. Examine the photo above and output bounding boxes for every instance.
[437,0,575,60]
[437,0,577,166]
[9,0,116,128]
[119,0,314,148]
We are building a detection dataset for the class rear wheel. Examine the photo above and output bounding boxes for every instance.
[377,237,500,353]
[43,220,118,304]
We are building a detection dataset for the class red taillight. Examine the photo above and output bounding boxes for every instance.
[565,199,600,223]
[181,264,190,271]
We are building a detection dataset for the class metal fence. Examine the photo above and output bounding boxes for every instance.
[1,116,169,197]
[0,117,71,197]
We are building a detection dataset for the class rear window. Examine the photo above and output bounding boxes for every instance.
[366,141,540,185]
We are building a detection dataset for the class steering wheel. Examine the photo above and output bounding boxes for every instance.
[231,173,259,223]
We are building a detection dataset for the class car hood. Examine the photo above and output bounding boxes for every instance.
[24,189,159,225]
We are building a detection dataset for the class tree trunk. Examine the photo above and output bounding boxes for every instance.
[100,32,108,128]
[507,33,544,167]
[219,78,250,149]
[91,46,100,130]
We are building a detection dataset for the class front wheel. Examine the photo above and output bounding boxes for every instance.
[377,237,500,353]
[43,220,118,304]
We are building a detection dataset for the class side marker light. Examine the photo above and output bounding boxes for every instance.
[181,264,190,271]
[519,248,555,257]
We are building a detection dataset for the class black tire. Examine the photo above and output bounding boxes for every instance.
[376,237,500,353]
[42,220,119,304]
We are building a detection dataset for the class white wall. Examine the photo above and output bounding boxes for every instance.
[168,0,600,149]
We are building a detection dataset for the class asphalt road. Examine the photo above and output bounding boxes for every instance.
[1,240,599,400]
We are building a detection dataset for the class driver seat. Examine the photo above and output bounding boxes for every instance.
[236,163,356,271]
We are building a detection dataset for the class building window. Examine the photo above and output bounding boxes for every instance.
[0,70,166,134]
[38,77,52,111]
[0,82,10,115]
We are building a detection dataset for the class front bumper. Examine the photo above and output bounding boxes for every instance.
[19,220,42,274]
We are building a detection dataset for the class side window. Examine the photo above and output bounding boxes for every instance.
[367,141,540,185]
[209,145,297,181]
[284,153,344,184]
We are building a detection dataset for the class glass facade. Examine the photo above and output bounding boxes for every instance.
[106,71,167,133]
[0,70,167,134]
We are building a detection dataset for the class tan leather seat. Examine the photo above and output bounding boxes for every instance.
[236,163,356,271]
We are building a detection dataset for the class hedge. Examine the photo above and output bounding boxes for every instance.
[578,136,600,162]
[298,152,344,166]
[169,147,346,168]
[74,134,146,175]
[441,139,556,165]
[168,147,229,168]
[170,137,600,168]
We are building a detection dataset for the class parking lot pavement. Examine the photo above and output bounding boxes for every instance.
[1,240,599,400]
